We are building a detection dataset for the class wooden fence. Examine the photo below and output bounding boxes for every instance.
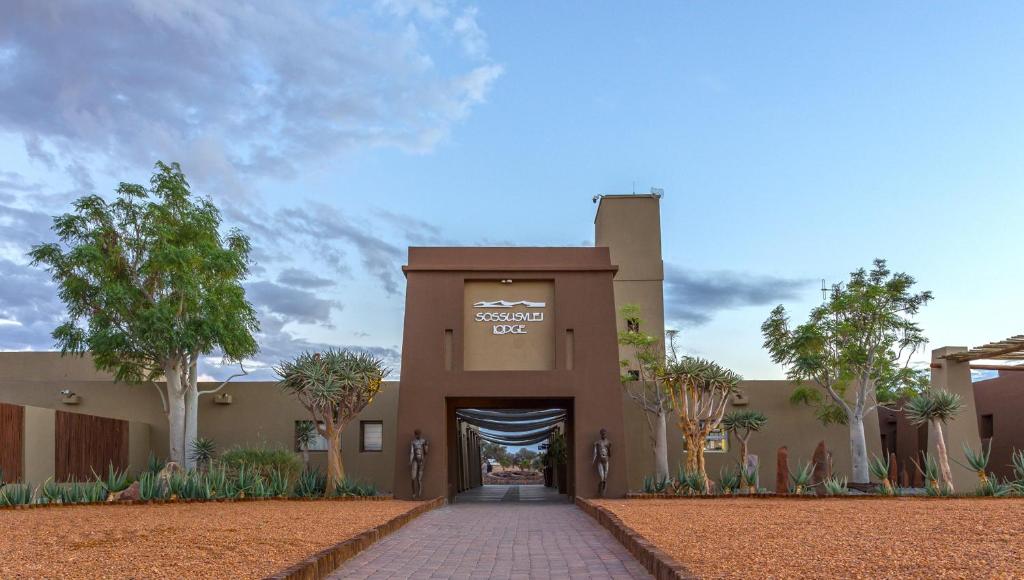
[55,410,129,481]
[0,403,24,482]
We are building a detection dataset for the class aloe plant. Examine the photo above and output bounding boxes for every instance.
[232,463,258,498]
[139,471,161,501]
[788,461,814,495]
[718,468,740,495]
[268,467,291,497]
[147,452,166,476]
[823,475,848,496]
[294,468,327,498]
[912,454,952,496]
[92,462,130,497]
[167,470,188,500]
[38,478,62,504]
[0,483,32,506]
[954,441,993,488]
[740,464,759,494]
[59,480,86,504]
[189,437,217,472]
[977,477,1011,497]
[869,454,895,495]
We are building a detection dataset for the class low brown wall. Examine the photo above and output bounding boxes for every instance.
[266,497,445,580]
[575,498,695,580]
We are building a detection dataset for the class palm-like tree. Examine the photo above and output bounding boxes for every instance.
[722,409,767,490]
[661,356,743,485]
[905,389,961,493]
[277,349,389,493]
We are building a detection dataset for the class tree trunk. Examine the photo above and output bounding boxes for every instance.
[849,413,869,484]
[684,431,701,473]
[165,369,187,466]
[302,448,310,469]
[739,438,750,492]
[931,419,954,493]
[325,425,345,494]
[183,385,198,471]
[653,411,669,480]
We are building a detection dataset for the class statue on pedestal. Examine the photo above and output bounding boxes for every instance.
[593,427,611,496]
[409,429,429,499]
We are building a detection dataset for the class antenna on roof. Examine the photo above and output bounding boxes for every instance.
[650,187,664,198]
[821,279,828,302]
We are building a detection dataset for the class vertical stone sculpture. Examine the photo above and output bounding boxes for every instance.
[775,446,789,494]
[409,429,429,499]
[888,452,899,489]
[811,440,830,495]
[593,427,611,497]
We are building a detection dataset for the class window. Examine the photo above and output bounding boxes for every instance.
[626,318,640,333]
[980,414,994,441]
[627,369,641,381]
[295,420,329,452]
[683,427,729,453]
[361,421,384,452]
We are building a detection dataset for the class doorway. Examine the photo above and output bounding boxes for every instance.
[446,397,574,503]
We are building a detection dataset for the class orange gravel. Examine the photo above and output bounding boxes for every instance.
[0,499,423,579]
[595,498,1024,579]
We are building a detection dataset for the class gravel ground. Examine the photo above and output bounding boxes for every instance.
[595,498,1024,578]
[0,499,423,579]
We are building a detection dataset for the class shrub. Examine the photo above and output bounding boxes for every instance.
[674,466,707,495]
[294,468,327,498]
[718,468,741,494]
[335,478,376,497]
[221,445,302,482]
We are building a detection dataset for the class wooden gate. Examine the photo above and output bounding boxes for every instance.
[0,403,25,482]
[55,411,129,481]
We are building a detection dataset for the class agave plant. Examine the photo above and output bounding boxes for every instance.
[676,466,708,495]
[189,437,217,472]
[207,465,228,498]
[267,467,291,497]
[167,470,188,500]
[38,478,62,504]
[183,471,213,500]
[147,452,166,476]
[823,475,848,496]
[954,440,993,489]
[84,482,107,503]
[92,462,130,498]
[294,468,327,498]
[0,483,33,506]
[740,463,759,494]
[977,477,1011,497]
[232,463,259,499]
[869,454,895,495]
[59,480,86,504]
[138,471,160,501]
[718,468,741,495]
[788,461,814,495]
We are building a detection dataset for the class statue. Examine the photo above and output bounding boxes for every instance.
[409,429,429,499]
[593,427,611,496]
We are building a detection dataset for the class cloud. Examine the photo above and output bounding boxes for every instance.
[276,267,336,290]
[0,0,502,187]
[664,264,810,326]
[374,208,447,245]
[245,281,340,325]
[0,258,65,350]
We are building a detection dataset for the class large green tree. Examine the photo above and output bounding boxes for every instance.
[276,349,389,493]
[761,259,931,484]
[30,162,259,469]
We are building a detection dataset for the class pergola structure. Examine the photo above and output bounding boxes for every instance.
[936,335,1024,371]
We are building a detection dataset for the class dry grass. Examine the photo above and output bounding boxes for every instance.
[595,498,1024,579]
[0,499,423,579]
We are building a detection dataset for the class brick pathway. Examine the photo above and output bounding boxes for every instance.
[329,486,650,579]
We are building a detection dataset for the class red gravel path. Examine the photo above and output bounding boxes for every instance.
[595,498,1024,578]
[0,499,423,579]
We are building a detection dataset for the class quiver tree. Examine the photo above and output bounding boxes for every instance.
[904,389,961,493]
[721,409,767,491]
[29,162,259,469]
[618,305,673,480]
[761,259,931,484]
[662,356,743,484]
[276,349,388,492]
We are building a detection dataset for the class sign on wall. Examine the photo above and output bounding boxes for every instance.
[464,282,554,371]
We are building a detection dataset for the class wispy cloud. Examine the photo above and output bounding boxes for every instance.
[664,264,810,326]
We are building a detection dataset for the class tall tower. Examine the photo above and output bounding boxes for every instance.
[594,194,666,372]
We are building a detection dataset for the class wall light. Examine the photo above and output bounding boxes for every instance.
[60,389,81,405]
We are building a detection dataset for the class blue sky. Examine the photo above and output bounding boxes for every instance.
[1,1,1021,381]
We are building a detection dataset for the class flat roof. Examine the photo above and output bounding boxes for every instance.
[402,246,618,274]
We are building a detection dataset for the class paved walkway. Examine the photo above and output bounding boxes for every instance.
[329,486,650,579]
[454,484,568,504]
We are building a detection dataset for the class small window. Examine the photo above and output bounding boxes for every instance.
[683,427,729,453]
[361,421,384,452]
[626,318,640,333]
[980,414,994,440]
[295,420,329,452]
[627,369,640,381]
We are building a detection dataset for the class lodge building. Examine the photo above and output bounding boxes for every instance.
[0,195,1010,499]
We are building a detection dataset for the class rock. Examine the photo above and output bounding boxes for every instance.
[157,462,184,486]
[776,446,789,494]
[745,454,759,492]
[811,441,830,495]
[108,480,140,502]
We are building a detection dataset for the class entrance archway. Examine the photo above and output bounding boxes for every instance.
[446,397,574,503]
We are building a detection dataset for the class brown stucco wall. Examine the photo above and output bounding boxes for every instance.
[394,246,628,500]
[621,380,884,490]
[973,372,1024,481]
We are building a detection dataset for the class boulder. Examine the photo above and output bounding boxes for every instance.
[108,480,140,502]
[775,446,789,494]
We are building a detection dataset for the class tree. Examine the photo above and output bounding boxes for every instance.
[721,409,767,489]
[29,162,259,469]
[904,389,961,493]
[514,448,537,471]
[662,356,743,484]
[276,349,388,493]
[761,259,932,484]
[618,304,673,480]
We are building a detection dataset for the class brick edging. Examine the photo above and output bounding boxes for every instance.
[265,497,445,580]
[575,498,696,580]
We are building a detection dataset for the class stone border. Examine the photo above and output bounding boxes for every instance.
[623,492,1019,500]
[0,493,396,511]
[266,497,445,580]
[576,498,696,580]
